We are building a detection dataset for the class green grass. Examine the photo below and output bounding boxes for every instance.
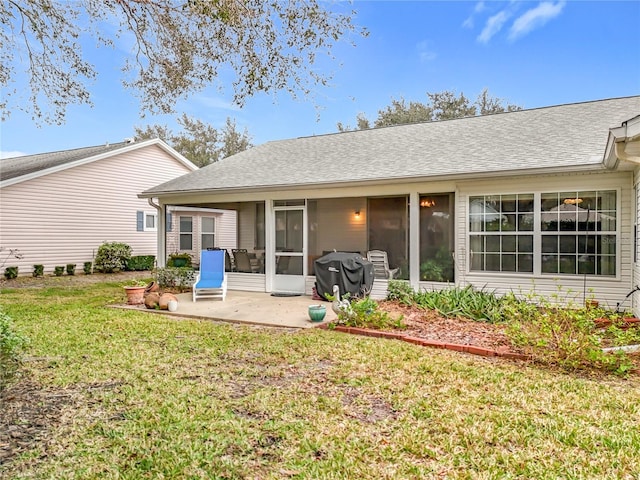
[1,281,640,479]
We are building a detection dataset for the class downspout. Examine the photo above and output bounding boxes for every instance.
[147,198,166,267]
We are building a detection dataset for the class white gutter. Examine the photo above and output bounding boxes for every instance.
[604,116,640,169]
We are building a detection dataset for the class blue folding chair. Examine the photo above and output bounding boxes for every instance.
[193,250,227,301]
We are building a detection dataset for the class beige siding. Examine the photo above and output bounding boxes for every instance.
[634,166,640,317]
[312,198,367,254]
[456,172,633,309]
[0,145,192,275]
[238,203,256,251]
[227,273,266,292]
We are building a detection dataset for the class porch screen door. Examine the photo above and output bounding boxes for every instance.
[273,204,306,293]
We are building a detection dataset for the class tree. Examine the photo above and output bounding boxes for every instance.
[338,89,522,130]
[134,114,251,167]
[1,1,365,124]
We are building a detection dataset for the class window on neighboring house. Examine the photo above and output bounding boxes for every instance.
[469,194,534,273]
[179,216,193,250]
[137,211,157,232]
[201,217,216,250]
[541,190,617,276]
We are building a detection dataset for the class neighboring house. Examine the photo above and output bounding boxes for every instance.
[140,96,640,315]
[0,139,197,275]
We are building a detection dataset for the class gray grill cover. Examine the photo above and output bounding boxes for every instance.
[314,252,374,300]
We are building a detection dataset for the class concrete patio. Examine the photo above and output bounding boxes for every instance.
[121,290,337,329]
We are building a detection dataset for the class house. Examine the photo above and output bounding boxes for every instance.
[0,139,197,275]
[140,96,640,315]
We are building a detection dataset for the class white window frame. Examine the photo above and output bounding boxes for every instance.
[179,216,193,251]
[466,189,620,279]
[201,216,216,250]
[144,212,157,232]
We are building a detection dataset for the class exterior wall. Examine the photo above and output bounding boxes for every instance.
[453,171,633,310]
[156,170,634,306]
[0,145,193,275]
[311,198,367,254]
[166,209,237,263]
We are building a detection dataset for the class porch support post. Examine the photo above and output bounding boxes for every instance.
[158,203,167,268]
[264,199,274,292]
[409,191,420,289]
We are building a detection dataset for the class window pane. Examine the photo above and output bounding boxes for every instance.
[518,214,534,231]
[486,236,500,253]
[145,214,156,229]
[486,254,500,271]
[501,195,517,213]
[180,217,192,232]
[599,191,616,210]
[470,251,483,271]
[542,236,557,253]
[600,235,616,255]
[202,217,215,233]
[598,256,616,276]
[559,236,576,253]
[201,234,214,250]
[179,234,192,250]
[518,254,533,272]
[560,255,577,274]
[542,255,558,273]
[469,214,483,232]
[502,235,516,253]
[578,256,595,275]
[518,235,533,253]
[501,254,516,272]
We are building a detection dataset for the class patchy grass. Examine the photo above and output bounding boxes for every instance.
[0,280,639,479]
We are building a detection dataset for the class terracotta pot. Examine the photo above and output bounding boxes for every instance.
[124,286,145,305]
[144,292,160,309]
[145,281,160,294]
[159,293,179,310]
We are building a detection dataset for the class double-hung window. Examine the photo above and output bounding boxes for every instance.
[201,217,216,250]
[179,216,193,251]
[541,190,617,276]
[468,190,617,276]
[469,194,534,273]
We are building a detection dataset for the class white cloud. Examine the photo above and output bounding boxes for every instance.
[463,1,486,29]
[508,1,566,41]
[477,10,511,44]
[0,151,27,159]
[417,40,437,62]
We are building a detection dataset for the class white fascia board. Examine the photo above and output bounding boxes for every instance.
[167,206,229,214]
[604,116,640,168]
[0,139,197,189]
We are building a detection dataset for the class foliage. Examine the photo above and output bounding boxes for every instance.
[155,267,196,291]
[94,242,132,273]
[66,264,76,276]
[1,279,639,478]
[0,246,23,268]
[504,299,636,375]
[386,280,416,305]
[32,264,44,277]
[126,255,156,272]
[135,116,251,167]
[4,266,18,279]
[0,309,28,392]
[83,261,93,275]
[334,296,405,330]
[167,253,193,268]
[337,88,522,131]
[1,1,364,124]
[53,266,64,276]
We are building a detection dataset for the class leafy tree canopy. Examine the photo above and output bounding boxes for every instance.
[135,115,251,167]
[1,0,365,125]
[337,89,522,131]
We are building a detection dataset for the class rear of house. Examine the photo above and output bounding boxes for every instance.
[140,97,640,316]
[0,139,196,275]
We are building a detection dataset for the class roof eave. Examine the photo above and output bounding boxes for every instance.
[140,163,606,199]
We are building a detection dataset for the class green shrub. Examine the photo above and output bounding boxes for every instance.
[66,263,76,275]
[387,280,415,305]
[333,296,405,330]
[126,255,156,271]
[94,242,132,273]
[155,267,196,291]
[33,264,44,277]
[0,309,28,392]
[83,261,93,275]
[54,266,65,276]
[3,266,18,279]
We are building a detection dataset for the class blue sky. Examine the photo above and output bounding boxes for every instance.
[1,0,639,158]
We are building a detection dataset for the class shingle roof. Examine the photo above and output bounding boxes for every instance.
[0,142,132,182]
[143,96,640,197]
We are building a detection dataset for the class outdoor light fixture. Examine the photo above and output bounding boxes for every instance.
[354,210,361,219]
[420,199,436,207]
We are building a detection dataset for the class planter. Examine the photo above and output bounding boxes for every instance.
[172,258,188,267]
[308,304,327,322]
[124,286,145,305]
[4,266,18,279]
[167,300,178,312]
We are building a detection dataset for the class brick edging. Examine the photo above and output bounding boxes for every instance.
[318,324,531,361]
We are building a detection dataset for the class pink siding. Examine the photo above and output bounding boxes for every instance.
[0,144,193,275]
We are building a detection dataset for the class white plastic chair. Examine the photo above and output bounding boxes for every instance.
[366,250,399,279]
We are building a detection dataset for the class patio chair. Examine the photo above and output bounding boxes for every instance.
[193,250,227,302]
[366,250,399,279]
[232,249,253,273]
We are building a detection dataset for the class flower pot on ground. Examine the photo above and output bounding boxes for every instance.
[53,266,64,276]
[33,264,44,277]
[167,253,192,268]
[83,261,93,275]
[4,266,18,279]
[66,264,76,275]
[124,286,146,305]
[308,304,327,322]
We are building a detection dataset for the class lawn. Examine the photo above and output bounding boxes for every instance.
[1,278,640,479]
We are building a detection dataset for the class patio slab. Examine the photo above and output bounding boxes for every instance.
[120,290,337,329]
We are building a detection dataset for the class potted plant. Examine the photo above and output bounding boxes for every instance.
[53,266,64,276]
[33,264,44,277]
[167,252,192,268]
[123,280,148,305]
[3,266,18,279]
[66,263,76,276]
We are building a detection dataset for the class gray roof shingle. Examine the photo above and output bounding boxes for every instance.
[0,142,131,182]
[139,96,638,196]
